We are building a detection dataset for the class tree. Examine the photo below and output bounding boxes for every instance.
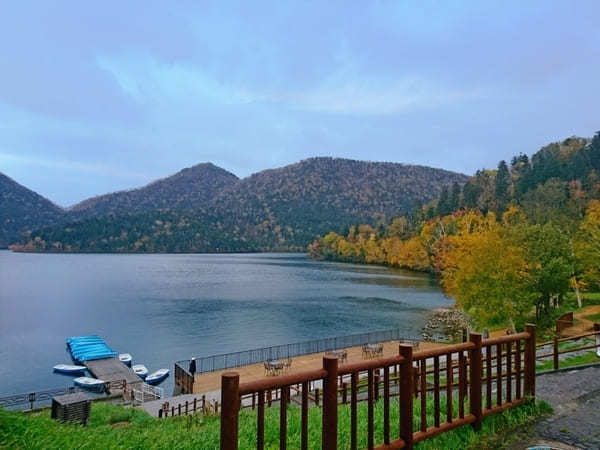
[449,182,461,212]
[575,200,600,290]
[441,223,532,327]
[495,160,510,216]
[514,223,573,320]
[462,178,482,209]
[437,186,451,216]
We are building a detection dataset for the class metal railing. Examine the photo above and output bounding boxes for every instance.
[0,386,84,410]
[175,328,423,379]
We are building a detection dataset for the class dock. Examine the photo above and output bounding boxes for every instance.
[84,357,142,388]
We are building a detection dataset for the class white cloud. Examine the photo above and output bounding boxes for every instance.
[96,55,484,116]
[0,152,151,180]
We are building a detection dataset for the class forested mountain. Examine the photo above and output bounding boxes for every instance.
[9,158,468,252]
[70,163,238,218]
[309,133,600,328]
[0,173,66,248]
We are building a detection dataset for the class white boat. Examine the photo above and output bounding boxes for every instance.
[145,368,169,385]
[53,364,86,375]
[74,376,105,390]
[132,364,148,379]
[119,353,132,366]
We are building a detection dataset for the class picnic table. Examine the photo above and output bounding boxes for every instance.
[362,343,384,359]
[264,358,292,376]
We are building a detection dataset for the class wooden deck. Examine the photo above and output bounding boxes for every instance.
[191,339,448,394]
[83,357,141,388]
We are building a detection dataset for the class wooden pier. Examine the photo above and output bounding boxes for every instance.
[84,357,142,389]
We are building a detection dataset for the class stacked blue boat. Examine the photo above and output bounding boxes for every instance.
[67,335,118,362]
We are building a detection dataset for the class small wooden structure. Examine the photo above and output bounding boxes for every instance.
[51,392,91,425]
[556,312,574,335]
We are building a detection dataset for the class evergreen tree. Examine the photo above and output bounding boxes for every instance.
[462,177,482,209]
[495,160,510,216]
[436,186,451,216]
[449,182,461,212]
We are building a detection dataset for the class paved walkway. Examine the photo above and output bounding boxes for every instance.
[529,365,600,449]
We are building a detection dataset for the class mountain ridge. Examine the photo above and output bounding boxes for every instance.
[3,157,468,251]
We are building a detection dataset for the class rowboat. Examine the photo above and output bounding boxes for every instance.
[119,353,132,366]
[145,369,169,385]
[53,364,86,375]
[74,376,105,391]
[132,364,148,379]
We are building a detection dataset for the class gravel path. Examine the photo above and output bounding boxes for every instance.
[532,365,600,449]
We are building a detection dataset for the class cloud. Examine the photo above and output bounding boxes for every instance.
[97,55,483,116]
[0,152,151,180]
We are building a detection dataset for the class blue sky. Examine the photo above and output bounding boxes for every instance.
[1,1,599,207]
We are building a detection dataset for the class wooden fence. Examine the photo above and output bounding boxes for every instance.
[220,324,537,450]
[537,323,600,370]
[174,363,194,394]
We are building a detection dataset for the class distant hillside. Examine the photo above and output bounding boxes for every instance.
[0,173,65,248]
[70,163,238,218]
[11,158,468,252]
[211,157,469,247]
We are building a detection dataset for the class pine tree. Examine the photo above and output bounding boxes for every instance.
[495,160,510,216]
[437,186,451,216]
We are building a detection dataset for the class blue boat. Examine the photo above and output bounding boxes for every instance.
[145,369,169,385]
[66,335,118,362]
[53,364,86,375]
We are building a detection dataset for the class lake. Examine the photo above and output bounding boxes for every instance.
[0,251,451,396]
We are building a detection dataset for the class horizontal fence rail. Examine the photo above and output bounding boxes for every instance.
[219,324,537,450]
[176,328,424,388]
[0,386,84,410]
[0,379,131,411]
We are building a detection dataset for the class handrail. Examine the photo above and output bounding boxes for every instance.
[482,332,529,346]
[239,369,327,395]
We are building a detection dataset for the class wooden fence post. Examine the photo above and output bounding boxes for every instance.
[399,344,414,450]
[524,324,536,399]
[553,335,559,370]
[469,333,482,431]
[322,356,338,450]
[220,372,240,450]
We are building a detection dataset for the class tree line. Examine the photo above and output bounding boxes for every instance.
[309,133,600,329]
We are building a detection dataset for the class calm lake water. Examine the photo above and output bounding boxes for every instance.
[0,251,450,395]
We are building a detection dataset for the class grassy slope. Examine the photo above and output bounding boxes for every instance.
[1,398,551,450]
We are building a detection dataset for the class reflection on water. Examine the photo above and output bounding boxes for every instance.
[0,251,450,395]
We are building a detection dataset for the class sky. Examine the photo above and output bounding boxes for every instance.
[1,1,599,207]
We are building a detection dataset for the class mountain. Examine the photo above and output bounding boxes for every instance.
[69,163,238,218]
[0,173,66,248]
[10,158,468,252]
[211,157,469,248]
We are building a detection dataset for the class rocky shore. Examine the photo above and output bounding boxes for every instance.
[422,307,472,342]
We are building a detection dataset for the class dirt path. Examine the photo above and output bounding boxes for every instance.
[560,305,600,336]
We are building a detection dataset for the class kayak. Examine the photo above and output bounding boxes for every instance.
[53,364,86,375]
[119,353,132,366]
[132,364,148,379]
[74,376,105,391]
[146,369,169,385]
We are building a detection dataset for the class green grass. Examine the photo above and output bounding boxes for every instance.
[584,311,600,322]
[536,350,600,372]
[1,397,551,450]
